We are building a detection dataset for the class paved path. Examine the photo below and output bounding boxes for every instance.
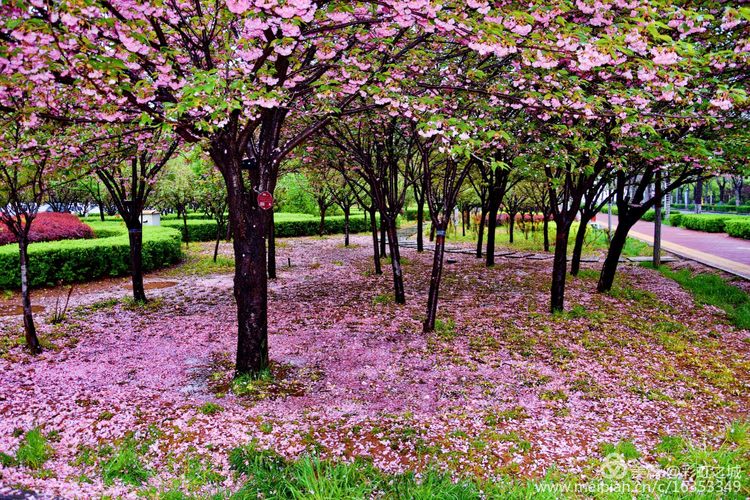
[603,214,750,280]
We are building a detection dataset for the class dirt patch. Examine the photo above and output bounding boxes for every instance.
[123,281,178,291]
[0,304,45,317]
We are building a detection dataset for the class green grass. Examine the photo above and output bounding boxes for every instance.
[15,428,53,469]
[101,439,151,486]
[198,402,224,415]
[653,267,750,329]
[422,220,651,257]
[227,420,750,498]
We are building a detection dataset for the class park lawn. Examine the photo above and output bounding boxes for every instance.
[0,237,747,498]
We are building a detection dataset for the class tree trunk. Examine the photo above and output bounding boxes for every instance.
[423,222,446,332]
[429,223,435,242]
[343,207,350,247]
[369,207,382,275]
[126,223,147,302]
[182,211,189,248]
[98,201,105,221]
[232,206,269,375]
[385,218,405,304]
[18,237,41,354]
[543,215,550,252]
[597,219,633,293]
[550,221,571,312]
[213,223,222,263]
[653,171,662,268]
[486,200,500,266]
[461,209,466,236]
[694,179,703,213]
[476,207,486,258]
[318,206,327,236]
[380,217,387,256]
[570,218,588,276]
[267,210,276,278]
[416,197,424,252]
[508,213,515,243]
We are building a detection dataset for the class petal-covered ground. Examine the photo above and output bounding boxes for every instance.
[0,235,748,497]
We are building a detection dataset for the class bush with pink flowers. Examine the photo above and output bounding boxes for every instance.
[0,212,93,246]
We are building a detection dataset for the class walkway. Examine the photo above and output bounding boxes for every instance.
[604,214,750,280]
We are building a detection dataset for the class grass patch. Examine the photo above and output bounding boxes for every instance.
[101,439,151,486]
[14,428,53,469]
[372,293,394,305]
[198,402,224,415]
[655,267,750,329]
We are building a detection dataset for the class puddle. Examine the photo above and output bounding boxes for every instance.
[0,304,45,317]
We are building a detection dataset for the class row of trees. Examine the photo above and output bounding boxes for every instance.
[1,1,748,374]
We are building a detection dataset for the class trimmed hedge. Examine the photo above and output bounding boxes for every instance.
[725,219,750,240]
[163,214,372,241]
[668,212,683,227]
[678,214,741,233]
[0,223,182,289]
[670,203,750,214]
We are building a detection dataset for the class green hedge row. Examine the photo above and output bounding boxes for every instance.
[725,220,750,240]
[670,204,750,214]
[677,214,742,233]
[0,224,182,289]
[163,214,372,241]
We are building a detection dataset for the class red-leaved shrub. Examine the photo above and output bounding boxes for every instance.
[0,212,94,246]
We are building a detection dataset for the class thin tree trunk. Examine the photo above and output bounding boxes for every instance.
[318,206,326,236]
[18,237,41,354]
[570,218,588,276]
[182,210,189,248]
[213,223,222,263]
[429,223,435,242]
[543,215,550,252]
[653,171,662,268]
[461,208,466,236]
[416,197,424,252]
[380,217,387,256]
[268,210,276,278]
[385,219,405,304]
[344,207,350,247]
[369,207,382,275]
[98,201,105,221]
[550,221,571,312]
[486,201,499,266]
[423,222,446,332]
[476,207,486,258]
[127,223,147,302]
[509,213,516,243]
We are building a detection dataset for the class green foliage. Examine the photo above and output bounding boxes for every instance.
[0,223,182,289]
[725,219,750,239]
[656,267,750,330]
[198,402,224,415]
[275,173,318,215]
[667,212,683,227]
[678,214,742,233]
[599,440,641,460]
[101,439,151,486]
[15,428,52,469]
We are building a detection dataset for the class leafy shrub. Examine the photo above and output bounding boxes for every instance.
[668,212,683,227]
[163,219,223,242]
[0,223,182,289]
[0,213,94,246]
[678,214,740,233]
[725,219,750,240]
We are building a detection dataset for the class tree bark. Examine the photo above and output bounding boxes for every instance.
[98,201,105,221]
[416,197,424,252]
[18,237,41,354]
[543,215,550,252]
[268,210,276,278]
[476,207,486,258]
[570,218,588,276]
[653,170,662,268]
[597,221,631,293]
[369,207,382,275]
[485,199,500,266]
[182,210,189,248]
[423,223,446,332]
[385,218,405,304]
[380,217,387,256]
[214,223,222,263]
[343,207,350,247]
[126,223,147,302]
[232,206,269,375]
[318,205,327,236]
[550,222,571,312]
[508,213,516,243]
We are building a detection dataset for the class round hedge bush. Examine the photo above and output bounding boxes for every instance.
[0,212,94,246]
